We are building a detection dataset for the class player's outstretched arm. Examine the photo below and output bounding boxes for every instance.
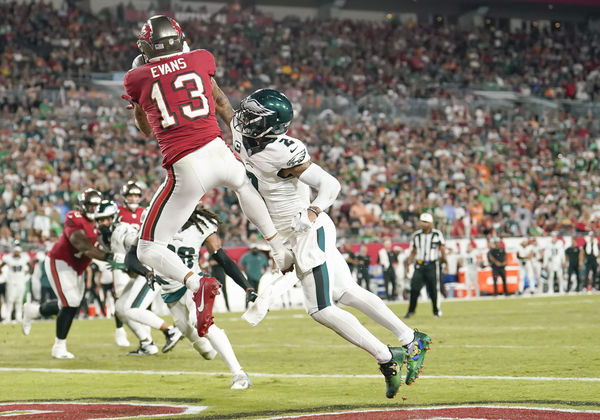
[211,77,234,128]
[134,105,153,137]
[205,233,254,292]
[69,230,113,261]
[121,94,152,137]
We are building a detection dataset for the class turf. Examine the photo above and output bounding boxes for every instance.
[1,294,599,419]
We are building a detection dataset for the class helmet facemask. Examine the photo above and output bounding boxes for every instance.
[95,200,119,245]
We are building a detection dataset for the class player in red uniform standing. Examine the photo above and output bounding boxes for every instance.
[118,181,145,226]
[21,188,117,359]
[122,15,293,335]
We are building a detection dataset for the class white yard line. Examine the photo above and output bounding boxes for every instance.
[0,367,598,382]
[255,405,600,420]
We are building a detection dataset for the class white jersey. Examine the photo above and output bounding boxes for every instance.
[2,253,30,282]
[110,222,140,263]
[446,253,459,275]
[160,217,217,294]
[461,249,478,269]
[544,241,565,270]
[232,117,311,241]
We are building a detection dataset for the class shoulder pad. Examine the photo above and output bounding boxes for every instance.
[266,136,310,169]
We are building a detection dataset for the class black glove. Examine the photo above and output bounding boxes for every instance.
[245,288,258,305]
[145,272,168,291]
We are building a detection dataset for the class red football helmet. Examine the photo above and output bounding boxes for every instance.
[121,181,143,211]
[78,188,102,220]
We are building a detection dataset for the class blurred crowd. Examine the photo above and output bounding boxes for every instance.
[2,2,600,251]
[4,1,600,101]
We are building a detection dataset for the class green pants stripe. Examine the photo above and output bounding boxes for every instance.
[312,226,331,310]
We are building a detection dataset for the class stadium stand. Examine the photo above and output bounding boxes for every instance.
[2,0,600,254]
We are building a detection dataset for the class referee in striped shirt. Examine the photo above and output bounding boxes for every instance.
[404,213,446,318]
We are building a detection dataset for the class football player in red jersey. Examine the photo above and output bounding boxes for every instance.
[122,16,293,318]
[21,188,118,359]
[118,181,145,226]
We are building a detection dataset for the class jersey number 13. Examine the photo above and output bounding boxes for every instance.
[150,72,210,129]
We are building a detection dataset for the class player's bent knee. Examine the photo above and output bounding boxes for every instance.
[115,301,127,320]
[309,305,334,323]
[137,240,162,266]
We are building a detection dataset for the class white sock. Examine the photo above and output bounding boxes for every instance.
[168,301,197,342]
[127,319,152,342]
[311,305,391,364]
[126,308,164,330]
[193,337,215,356]
[205,324,242,374]
[54,337,66,347]
[338,286,415,346]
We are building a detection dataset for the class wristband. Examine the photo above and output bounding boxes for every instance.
[308,206,321,217]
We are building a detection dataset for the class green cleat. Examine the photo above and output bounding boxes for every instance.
[404,330,432,385]
[379,346,406,398]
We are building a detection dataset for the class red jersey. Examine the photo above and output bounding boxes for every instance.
[123,49,222,168]
[48,210,98,275]
[118,205,145,226]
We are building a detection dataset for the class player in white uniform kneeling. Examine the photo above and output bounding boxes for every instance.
[232,89,432,399]
[95,200,183,355]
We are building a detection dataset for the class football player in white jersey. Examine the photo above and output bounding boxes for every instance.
[155,205,253,389]
[95,200,183,355]
[460,241,480,298]
[0,244,31,322]
[231,89,432,399]
[543,234,565,295]
[517,238,536,294]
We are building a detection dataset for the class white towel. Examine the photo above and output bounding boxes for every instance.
[242,272,299,326]
[293,225,327,274]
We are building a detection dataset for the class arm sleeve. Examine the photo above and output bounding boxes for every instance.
[298,163,341,212]
[124,245,150,277]
[212,248,252,290]
[437,231,446,245]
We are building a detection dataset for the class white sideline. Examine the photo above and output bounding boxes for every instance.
[0,367,599,382]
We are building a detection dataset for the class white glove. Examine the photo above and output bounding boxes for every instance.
[185,276,200,292]
[291,210,312,233]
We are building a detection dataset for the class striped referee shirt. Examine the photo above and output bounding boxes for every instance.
[410,229,445,262]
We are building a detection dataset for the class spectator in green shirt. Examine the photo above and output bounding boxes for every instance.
[240,244,269,293]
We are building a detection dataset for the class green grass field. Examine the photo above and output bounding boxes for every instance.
[1,294,599,419]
